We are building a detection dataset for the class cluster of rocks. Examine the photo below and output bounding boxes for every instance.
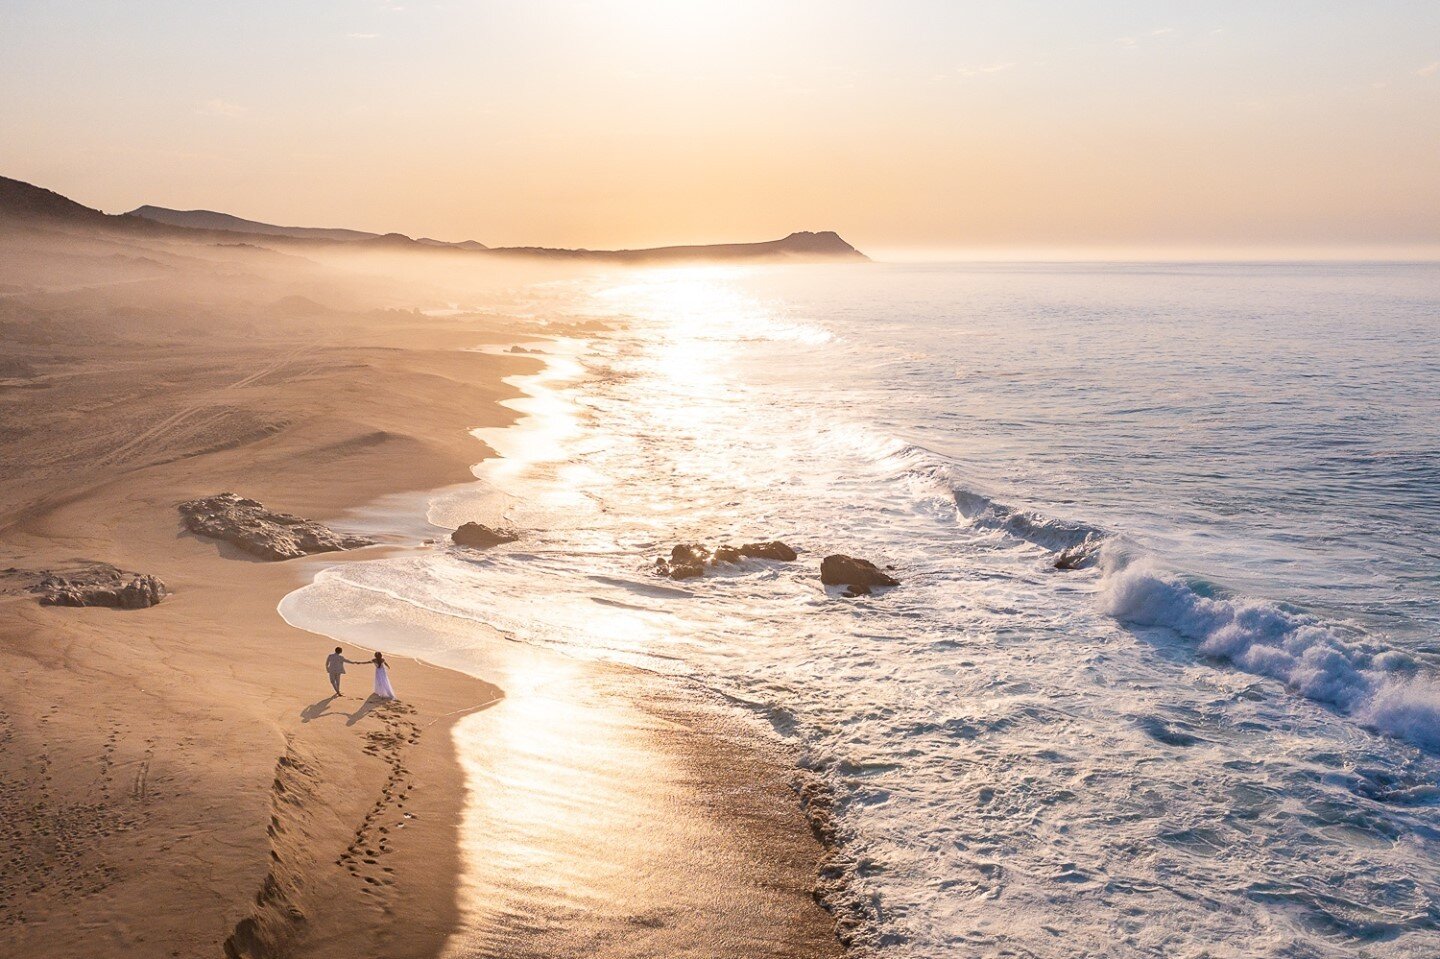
[178,492,373,561]
[655,541,799,580]
[651,540,900,598]
[26,563,167,609]
[819,554,900,597]
[451,522,519,549]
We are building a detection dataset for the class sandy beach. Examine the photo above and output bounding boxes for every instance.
[8,4,1440,954]
[0,223,843,957]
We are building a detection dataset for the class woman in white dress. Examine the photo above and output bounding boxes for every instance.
[372,651,396,700]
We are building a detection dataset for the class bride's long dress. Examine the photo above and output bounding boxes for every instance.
[374,665,396,700]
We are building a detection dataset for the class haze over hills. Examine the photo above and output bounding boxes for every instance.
[491,230,864,263]
[0,175,866,262]
[126,205,405,245]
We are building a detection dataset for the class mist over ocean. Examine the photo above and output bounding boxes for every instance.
[288,261,1440,957]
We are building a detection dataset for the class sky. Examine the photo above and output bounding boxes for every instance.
[1,1,1438,256]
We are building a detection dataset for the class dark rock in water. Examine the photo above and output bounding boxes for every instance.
[178,492,373,560]
[820,554,899,593]
[452,522,519,549]
[1053,545,1097,571]
[740,541,798,562]
[711,545,744,564]
[506,345,542,354]
[844,584,873,598]
[33,564,166,609]
[656,543,709,579]
[654,540,798,580]
[671,543,710,565]
[656,557,706,579]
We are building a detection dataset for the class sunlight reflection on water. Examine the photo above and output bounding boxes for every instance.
[286,262,1440,957]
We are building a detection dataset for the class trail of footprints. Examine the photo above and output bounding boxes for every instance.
[0,707,156,925]
[335,701,423,900]
[1,697,418,927]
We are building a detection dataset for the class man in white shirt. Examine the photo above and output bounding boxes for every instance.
[325,646,364,696]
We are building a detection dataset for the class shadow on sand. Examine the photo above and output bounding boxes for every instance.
[299,693,385,725]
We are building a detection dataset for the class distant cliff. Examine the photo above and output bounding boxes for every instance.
[2,175,866,263]
[489,230,867,263]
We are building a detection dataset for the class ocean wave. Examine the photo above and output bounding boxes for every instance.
[883,434,1440,753]
[886,442,1108,560]
[949,487,1106,557]
[1099,558,1440,752]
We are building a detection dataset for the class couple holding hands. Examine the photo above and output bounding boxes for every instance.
[325,647,396,700]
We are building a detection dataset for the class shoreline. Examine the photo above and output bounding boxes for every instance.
[0,305,529,956]
[0,228,845,956]
[280,330,851,958]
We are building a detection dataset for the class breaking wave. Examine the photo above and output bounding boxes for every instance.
[886,442,1106,558]
[1099,558,1440,752]
[885,438,1440,754]
[950,488,1105,556]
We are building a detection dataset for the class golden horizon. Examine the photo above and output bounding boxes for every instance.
[2,3,1437,253]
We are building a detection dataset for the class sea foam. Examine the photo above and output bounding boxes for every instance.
[909,440,1440,754]
[1099,556,1440,752]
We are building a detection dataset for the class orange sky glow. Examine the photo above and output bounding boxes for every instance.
[2,1,1438,257]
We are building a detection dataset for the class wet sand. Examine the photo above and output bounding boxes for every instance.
[282,573,846,959]
[0,224,844,956]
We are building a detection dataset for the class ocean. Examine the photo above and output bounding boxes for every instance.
[283,260,1440,957]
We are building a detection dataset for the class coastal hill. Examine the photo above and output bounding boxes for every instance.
[126,204,408,245]
[492,230,866,263]
[1,175,866,262]
[0,175,112,225]
[128,205,492,251]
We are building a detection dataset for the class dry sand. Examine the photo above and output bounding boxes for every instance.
[0,223,844,957]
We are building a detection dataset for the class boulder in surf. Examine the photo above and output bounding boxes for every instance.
[452,522,520,549]
[820,554,899,594]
